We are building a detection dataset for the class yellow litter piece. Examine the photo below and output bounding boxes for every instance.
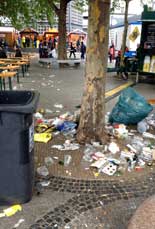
[35,124,54,133]
[93,172,99,178]
[34,133,52,143]
[2,205,22,217]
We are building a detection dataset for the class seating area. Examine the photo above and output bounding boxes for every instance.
[0,53,34,90]
[57,59,81,67]
[39,57,81,68]
[39,58,56,67]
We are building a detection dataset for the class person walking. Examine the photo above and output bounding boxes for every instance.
[80,42,86,59]
[39,40,43,58]
[69,42,76,59]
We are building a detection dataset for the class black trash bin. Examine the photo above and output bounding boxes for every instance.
[0,90,39,204]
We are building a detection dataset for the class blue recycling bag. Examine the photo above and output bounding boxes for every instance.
[109,87,153,124]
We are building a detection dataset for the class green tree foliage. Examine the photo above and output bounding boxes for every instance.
[0,0,122,30]
[0,0,57,29]
[0,0,32,29]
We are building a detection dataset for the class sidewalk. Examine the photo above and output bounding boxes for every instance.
[0,55,155,229]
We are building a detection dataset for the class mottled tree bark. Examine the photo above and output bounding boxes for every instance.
[57,0,68,60]
[77,0,110,144]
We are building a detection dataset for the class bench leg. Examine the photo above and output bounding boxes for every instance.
[16,70,20,83]
[0,78,2,90]
[22,65,25,77]
[8,77,12,90]
[74,63,80,68]
[25,64,29,72]
[2,78,5,90]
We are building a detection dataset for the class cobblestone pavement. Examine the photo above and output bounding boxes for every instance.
[66,197,144,229]
[29,173,155,228]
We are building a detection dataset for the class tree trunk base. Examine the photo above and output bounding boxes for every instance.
[76,128,109,145]
[59,63,69,68]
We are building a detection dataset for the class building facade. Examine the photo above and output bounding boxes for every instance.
[36,2,83,35]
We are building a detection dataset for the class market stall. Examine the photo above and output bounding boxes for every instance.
[68,29,87,43]
[20,28,38,39]
[0,27,16,47]
[19,28,38,47]
[43,28,58,39]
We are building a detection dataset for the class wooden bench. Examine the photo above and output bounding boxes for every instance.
[39,58,81,68]
[0,59,30,77]
[57,59,81,67]
[39,58,54,67]
[0,65,20,83]
[0,71,17,90]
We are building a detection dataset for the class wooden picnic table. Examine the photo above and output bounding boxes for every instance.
[0,65,20,83]
[16,60,29,73]
[0,58,29,63]
[0,60,29,77]
[0,65,20,70]
[0,71,17,90]
[0,61,5,64]
[0,57,30,78]
[0,58,30,64]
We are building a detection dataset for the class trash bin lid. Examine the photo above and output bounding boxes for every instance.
[0,91,40,114]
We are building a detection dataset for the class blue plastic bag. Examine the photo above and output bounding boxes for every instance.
[57,121,77,133]
[109,87,153,124]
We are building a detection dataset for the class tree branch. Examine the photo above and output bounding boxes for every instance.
[47,0,60,16]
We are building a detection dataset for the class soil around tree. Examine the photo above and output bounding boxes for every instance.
[35,132,155,181]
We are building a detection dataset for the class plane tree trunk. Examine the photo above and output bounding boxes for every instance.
[77,0,111,144]
[57,0,68,60]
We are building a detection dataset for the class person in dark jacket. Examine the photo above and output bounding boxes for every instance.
[0,46,7,58]
[80,42,86,59]
[15,47,22,57]
[39,40,43,58]
[69,42,76,58]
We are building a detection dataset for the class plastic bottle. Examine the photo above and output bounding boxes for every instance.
[37,166,49,177]
[64,155,72,166]
[82,144,96,162]
[44,157,54,166]
[137,120,149,133]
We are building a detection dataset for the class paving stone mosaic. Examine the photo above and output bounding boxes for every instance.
[30,172,155,229]
[65,197,144,229]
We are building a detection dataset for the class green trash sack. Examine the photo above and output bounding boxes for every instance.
[109,87,153,125]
